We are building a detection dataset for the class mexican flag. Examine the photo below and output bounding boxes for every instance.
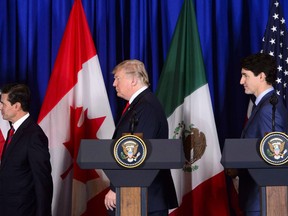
[156,0,229,215]
[38,0,114,215]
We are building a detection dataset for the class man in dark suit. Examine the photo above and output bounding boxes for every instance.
[104,60,178,216]
[0,83,53,216]
[229,53,288,216]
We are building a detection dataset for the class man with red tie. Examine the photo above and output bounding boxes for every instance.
[0,83,53,216]
[104,60,178,216]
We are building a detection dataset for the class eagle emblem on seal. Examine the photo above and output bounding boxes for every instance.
[173,121,207,172]
[121,141,141,162]
[260,132,288,166]
[267,139,287,160]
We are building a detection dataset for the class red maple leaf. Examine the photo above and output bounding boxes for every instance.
[61,106,105,183]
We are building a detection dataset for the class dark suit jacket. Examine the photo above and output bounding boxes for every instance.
[239,91,288,213]
[112,88,178,213]
[0,116,53,216]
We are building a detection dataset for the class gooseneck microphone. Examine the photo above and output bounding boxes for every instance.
[269,93,278,132]
[129,111,138,135]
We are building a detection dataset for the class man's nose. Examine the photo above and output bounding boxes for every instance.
[113,79,119,86]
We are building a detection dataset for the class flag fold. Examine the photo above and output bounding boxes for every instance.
[38,0,115,215]
[156,0,229,215]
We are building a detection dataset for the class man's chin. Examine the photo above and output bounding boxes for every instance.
[244,90,252,95]
[117,93,125,99]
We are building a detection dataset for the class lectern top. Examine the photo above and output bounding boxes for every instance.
[77,138,185,170]
[221,138,288,168]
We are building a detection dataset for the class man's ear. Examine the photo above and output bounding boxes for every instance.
[259,72,267,82]
[131,76,138,86]
[14,102,22,111]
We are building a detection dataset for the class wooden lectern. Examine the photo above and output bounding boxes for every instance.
[77,138,184,216]
[221,138,288,216]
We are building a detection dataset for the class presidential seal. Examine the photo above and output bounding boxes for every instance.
[259,132,288,166]
[113,134,147,168]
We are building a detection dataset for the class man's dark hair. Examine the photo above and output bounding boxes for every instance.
[241,53,277,85]
[1,83,30,112]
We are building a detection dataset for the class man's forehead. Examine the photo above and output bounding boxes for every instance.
[0,93,8,100]
[114,69,127,77]
[115,68,125,74]
[0,94,5,104]
[241,68,252,74]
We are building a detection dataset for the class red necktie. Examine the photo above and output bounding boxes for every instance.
[122,102,130,115]
[1,127,14,160]
[6,126,15,146]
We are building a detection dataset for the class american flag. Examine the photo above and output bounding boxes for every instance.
[261,0,288,108]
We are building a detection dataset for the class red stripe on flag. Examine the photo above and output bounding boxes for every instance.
[170,171,230,216]
[38,0,114,214]
[80,187,110,216]
[38,0,96,123]
[0,129,5,159]
[228,178,244,216]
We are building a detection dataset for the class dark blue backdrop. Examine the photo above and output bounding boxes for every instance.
[1,0,288,146]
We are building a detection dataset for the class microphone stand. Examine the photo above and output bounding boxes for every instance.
[129,112,138,135]
[270,93,278,132]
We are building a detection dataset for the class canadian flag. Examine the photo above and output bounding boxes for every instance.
[0,118,10,159]
[38,0,115,215]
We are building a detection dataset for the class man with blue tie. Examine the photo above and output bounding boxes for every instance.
[231,53,288,216]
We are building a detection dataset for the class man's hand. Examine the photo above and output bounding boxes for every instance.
[225,168,238,178]
[104,189,116,211]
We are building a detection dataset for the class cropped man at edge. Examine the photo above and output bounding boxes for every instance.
[104,60,178,216]
[227,53,288,216]
[0,83,53,216]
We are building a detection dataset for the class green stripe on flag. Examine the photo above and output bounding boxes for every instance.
[156,0,207,117]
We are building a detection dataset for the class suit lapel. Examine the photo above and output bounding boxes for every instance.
[241,91,274,137]
[114,89,150,137]
[0,117,31,165]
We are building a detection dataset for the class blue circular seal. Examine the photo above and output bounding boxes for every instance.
[260,132,288,166]
[113,135,147,168]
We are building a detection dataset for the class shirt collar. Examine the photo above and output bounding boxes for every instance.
[255,87,274,105]
[129,86,148,104]
[12,113,30,132]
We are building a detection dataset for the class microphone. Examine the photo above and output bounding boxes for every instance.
[129,111,138,135]
[269,93,278,132]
